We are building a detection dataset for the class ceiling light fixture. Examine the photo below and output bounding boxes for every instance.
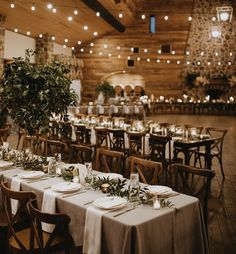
[217,6,233,22]
[211,26,221,38]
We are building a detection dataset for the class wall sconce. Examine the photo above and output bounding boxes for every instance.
[211,26,221,38]
[216,6,233,22]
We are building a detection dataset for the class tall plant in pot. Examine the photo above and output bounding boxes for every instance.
[0,49,78,136]
[96,81,115,104]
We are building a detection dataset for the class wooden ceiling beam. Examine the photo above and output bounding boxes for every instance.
[81,0,125,32]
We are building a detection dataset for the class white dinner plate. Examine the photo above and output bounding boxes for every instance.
[18,171,45,179]
[96,173,123,180]
[147,185,172,195]
[51,182,81,193]
[93,196,127,210]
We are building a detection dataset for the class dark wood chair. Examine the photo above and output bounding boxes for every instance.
[129,156,162,185]
[172,163,215,230]
[149,133,172,185]
[94,127,108,148]
[69,144,93,164]
[126,130,147,158]
[73,124,87,144]
[28,199,77,254]
[194,127,227,178]
[107,128,126,153]
[0,124,11,146]
[94,148,125,175]
[0,179,37,253]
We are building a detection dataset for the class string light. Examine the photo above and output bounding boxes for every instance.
[104,44,108,48]
[93,31,98,36]
[47,3,53,9]
[10,2,15,8]
[147,58,150,62]
[39,34,43,38]
[166,60,170,64]
[52,7,57,13]
[63,45,66,48]
[137,57,141,61]
[117,46,120,50]
[51,36,55,40]
[71,46,75,50]
[164,16,168,20]
[96,12,100,17]
[26,31,31,35]
[188,16,192,21]
[90,43,94,46]
[14,28,18,33]
[84,25,88,30]
[172,50,175,55]
[157,59,160,63]
[78,41,82,45]
[157,49,161,54]
[31,4,36,11]
[207,62,211,65]
[177,60,180,64]
[89,50,93,54]
[64,38,68,43]
[80,48,84,52]
[118,55,121,58]
[99,52,103,55]
[74,9,78,15]
[108,53,112,57]
[118,13,123,18]
[141,14,146,20]
[144,49,148,53]
[68,16,73,21]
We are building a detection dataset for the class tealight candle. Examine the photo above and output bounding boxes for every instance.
[153,196,161,210]
[101,183,110,193]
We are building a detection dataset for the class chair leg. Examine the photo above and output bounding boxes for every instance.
[219,157,225,178]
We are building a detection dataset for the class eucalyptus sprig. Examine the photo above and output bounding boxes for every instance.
[61,166,76,181]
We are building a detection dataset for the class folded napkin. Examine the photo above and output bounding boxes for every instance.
[97,197,125,209]
[0,160,14,170]
[90,128,96,145]
[10,177,22,214]
[83,206,108,254]
[41,189,60,232]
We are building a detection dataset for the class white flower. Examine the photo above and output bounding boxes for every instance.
[195,76,210,86]
[229,75,236,87]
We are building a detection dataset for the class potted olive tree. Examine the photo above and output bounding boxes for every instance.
[0,49,77,136]
[96,81,115,104]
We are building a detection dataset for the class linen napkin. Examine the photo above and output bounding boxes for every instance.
[71,125,77,141]
[10,177,22,214]
[83,206,107,254]
[41,189,60,232]
[90,128,96,145]
[0,160,14,170]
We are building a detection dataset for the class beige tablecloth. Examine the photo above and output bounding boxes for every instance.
[1,168,209,254]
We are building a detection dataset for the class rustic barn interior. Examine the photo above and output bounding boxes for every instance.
[0,1,235,254]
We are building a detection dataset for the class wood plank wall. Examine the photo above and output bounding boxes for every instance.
[76,4,193,102]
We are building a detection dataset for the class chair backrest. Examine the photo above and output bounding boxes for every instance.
[129,156,162,185]
[59,121,72,142]
[172,163,215,227]
[0,125,11,145]
[46,140,65,157]
[0,180,36,253]
[126,131,146,157]
[28,199,72,254]
[94,148,124,174]
[205,127,227,155]
[107,129,125,152]
[94,127,108,148]
[74,124,87,144]
[69,144,93,164]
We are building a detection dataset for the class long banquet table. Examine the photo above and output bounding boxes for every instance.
[0,165,209,254]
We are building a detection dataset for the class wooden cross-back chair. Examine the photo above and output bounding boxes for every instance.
[172,163,215,230]
[0,124,11,146]
[126,130,146,158]
[0,179,37,253]
[69,144,93,164]
[149,133,172,185]
[94,127,108,148]
[28,199,75,254]
[129,156,163,185]
[73,124,87,145]
[107,128,126,153]
[194,127,227,178]
[94,148,125,175]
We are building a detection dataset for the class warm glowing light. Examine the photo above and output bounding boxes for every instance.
[93,32,98,36]
[14,28,18,33]
[118,13,123,18]
[39,34,43,38]
[68,16,73,21]
[64,38,68,43]
[188,16,192,21]
[80,48,84,52]
[164,16,168,20]
[31,4,36,11]
[74,9,78,15]
[47,3,53,9]
[51,36,55,40]
[90,43,94,46]
[84,26,88,30]
[78,41,82,45]
[141,14,146,20]
[117,46,120,50]
[26,31,31,36]
[96,12,100,17]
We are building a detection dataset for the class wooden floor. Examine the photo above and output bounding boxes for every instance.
[7,114,236,253]
[146,114,236,254]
